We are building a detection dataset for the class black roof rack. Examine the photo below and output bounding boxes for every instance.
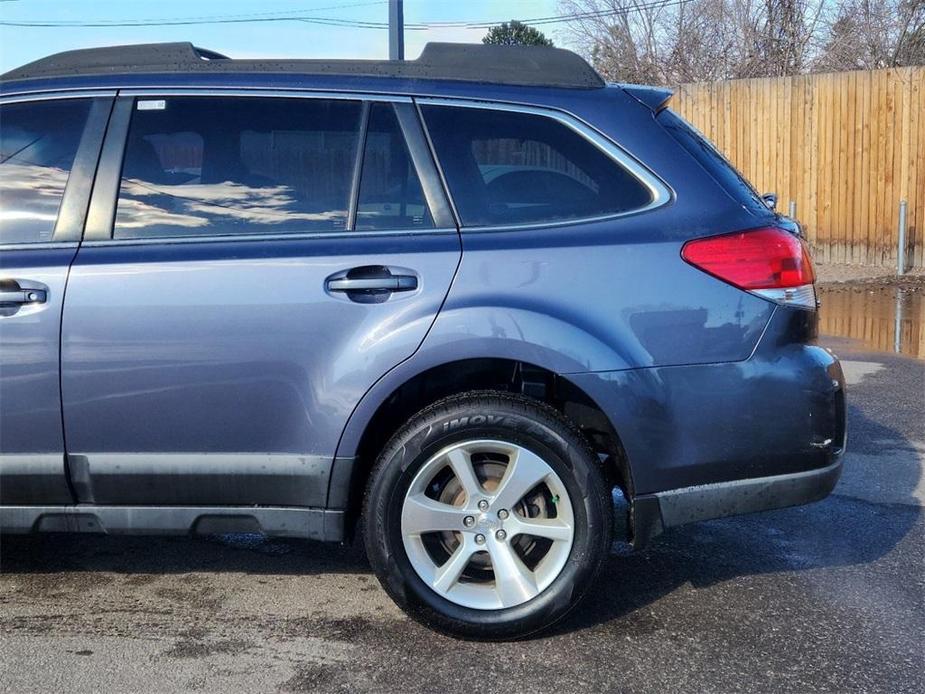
[1,42,605,89]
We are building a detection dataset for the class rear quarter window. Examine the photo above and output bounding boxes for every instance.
[421,105,653,227]
[658,109,767,211]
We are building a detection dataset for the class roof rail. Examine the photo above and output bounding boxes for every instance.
[1,42,605,90]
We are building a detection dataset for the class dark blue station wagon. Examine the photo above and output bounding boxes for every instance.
[0,42,846,638]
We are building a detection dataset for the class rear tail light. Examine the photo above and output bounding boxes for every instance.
[681,227,817,308]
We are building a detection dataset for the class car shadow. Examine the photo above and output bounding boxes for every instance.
[0,528,372,577]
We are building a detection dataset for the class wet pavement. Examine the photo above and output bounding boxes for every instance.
[818,280,925,359]
[1,280,923,693]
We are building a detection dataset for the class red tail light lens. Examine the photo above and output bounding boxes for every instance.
[681,227,815,290]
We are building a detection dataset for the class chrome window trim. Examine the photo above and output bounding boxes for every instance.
[415,96,674,232]
[0,89,117,104]
[0,241,80,252]
[117,88,413,103]
[1,85,411,101]
[78,227,458,248]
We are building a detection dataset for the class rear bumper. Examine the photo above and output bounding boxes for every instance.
[566,306,846,546]
[568,342,846,491]
[631,457,842,547]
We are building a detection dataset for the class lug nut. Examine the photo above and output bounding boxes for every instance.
[495,529,507,541]
[475,534,486,545]
[478,499,489,511]
[463,515,475,528]
[497,509,509,520]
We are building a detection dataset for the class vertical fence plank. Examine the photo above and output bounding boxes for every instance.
[819,73,831,261]
[912,69,924,268]
[858,71,871,265]
[851,70,863,264]
[837,72,850,263]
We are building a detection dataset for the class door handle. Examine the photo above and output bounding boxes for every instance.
[327,276,417,292]
[0,288,46,305]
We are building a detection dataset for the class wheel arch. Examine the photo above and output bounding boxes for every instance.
[331,355,634,539]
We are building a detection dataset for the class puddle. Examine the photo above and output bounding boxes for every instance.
[817,284,925,359]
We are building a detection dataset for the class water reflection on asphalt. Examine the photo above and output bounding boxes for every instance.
[818,283,924,359]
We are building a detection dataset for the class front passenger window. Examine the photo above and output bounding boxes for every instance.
[0,99,91,244]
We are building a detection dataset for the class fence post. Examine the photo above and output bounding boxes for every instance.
[788,200,796,219]
[894,291,903,354]
[897,200,908,276]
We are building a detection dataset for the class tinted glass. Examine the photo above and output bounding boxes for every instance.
[659,109,766,211]
[422,105,651,227]
[115,97,363,238]
[356,103,433,231]
[0,99,91,244]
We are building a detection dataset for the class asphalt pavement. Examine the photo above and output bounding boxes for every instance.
[1,315,923,693]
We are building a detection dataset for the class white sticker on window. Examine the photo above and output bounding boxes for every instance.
[137,100,166,111]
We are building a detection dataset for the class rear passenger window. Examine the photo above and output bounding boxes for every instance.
[421,105,652,227]
[355,103,433,231]
[114,97,363,238]
[0,99,91,244]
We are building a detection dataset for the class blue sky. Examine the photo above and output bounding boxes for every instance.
[0,0,562,72]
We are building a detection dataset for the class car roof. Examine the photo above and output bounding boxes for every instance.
[1,41,606,90]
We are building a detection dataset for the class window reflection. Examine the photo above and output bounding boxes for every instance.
[422,105,652,227]
[355,103,433,231]
[114,97,363,239]
[0,99,91,244]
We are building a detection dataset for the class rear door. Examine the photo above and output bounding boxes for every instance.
[0,93,112,504]
[60,91,458,507]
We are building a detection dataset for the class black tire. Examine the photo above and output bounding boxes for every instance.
[363,391,612,640]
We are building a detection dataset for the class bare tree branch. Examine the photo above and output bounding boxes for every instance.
[556,0,923,84]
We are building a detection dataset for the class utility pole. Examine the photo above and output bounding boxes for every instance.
[389,0,404,60]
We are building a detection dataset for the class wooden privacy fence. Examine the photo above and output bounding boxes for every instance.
[673,67,924,268]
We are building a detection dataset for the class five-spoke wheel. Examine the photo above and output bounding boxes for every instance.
[364,392,611,639]
[401,439,575,609]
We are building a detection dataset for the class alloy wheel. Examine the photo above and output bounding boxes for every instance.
[400,439,575,610]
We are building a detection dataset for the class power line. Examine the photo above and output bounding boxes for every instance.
[0,2,389,27]
[426,0,695,29]
[109,1,389,24]
[0,0,694,30]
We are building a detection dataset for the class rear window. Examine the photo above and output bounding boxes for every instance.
[658,109,766,210]
[355,103,433,231]
[421,105,652,227]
